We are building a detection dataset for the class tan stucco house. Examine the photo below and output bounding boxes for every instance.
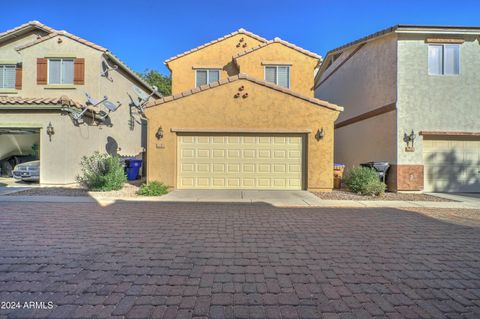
[315,25,480,193]
[146,29,342,191]
[0,21,159,184]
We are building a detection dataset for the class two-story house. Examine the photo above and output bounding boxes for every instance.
[0,21,159,184]
[146,29,343,191]
[315,25,480,193]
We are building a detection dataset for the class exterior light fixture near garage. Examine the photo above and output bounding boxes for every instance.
[46,122,55,141]
[315,128,324,141]
[155,127,164,140]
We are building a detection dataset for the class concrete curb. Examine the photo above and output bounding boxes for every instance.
[0,195,478,209]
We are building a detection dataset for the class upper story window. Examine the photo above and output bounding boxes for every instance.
[196,69,220,87]
[265,65,290,88]
[48,58,74,84]
[428,44,459,75]
[0,64,16,89]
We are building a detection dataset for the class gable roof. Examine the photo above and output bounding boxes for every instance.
[0,21,54,43]
[164,28,268,64]
[233,37,322,61]
[15,30,107,52]
[147,73,342,112]
[1,21,159,97]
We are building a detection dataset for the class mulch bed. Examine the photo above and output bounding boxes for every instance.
[6,182,142,197]
[314,189,454,201]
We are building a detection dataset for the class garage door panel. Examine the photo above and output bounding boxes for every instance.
[423,137,480,192]
[178,134,303,189]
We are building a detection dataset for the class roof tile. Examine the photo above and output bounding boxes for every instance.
[146,73,342,112]
[0,95,83,108]
[233,37,322,61]
[164,28,268,64]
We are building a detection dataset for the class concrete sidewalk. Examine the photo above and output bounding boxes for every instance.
[0,189,479,208]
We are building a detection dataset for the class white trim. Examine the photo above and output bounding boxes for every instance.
[47,58,74,85]
[194,68,221,88]
[263,65,290,88]
[427,44,460,76]
[0,64,16,89]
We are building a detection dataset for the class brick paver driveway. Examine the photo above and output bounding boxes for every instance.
[0,202,479,319]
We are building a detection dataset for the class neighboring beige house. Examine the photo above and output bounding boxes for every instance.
[315,25,480,192]
[146,29,342,191]
[0,21,159,184]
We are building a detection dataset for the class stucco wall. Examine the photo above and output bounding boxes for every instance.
[145,79,340,191]
[397,34,480,164]
[334,110,397,169]
[315,35,397,122]
[0,32,152,183]
[167,34,265,94]
[235,42,319,97]
[315,34,398,167]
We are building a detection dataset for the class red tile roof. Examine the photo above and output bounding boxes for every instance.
[0,96,83,108]
[147,73,342,112]
[164,28,268,64]
[233,37,322,61]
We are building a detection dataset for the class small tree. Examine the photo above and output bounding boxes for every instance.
[140,69,172,97]
[77,152,126,191]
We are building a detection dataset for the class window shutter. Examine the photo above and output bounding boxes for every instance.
[74,58,85,85]
[37,58,47,85]
[15,63,22,90]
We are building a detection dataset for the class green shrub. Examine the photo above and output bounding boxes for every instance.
[344,167,386,196]
[137,181,169,196]
[76,152,127,191]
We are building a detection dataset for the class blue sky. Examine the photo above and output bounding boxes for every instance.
[3,0,480,75]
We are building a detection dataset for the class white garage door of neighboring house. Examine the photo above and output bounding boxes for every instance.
[177,134,304,189]
[423,137,480,192]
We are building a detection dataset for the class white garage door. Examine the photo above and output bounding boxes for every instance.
[177,134,303,189]
[423,137,480,192]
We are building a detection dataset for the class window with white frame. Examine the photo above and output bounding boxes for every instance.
[428,44,460,75]
[48,58,74,84]
[264,65,290,88]
[195,69,220,87]
[0,64,16,89]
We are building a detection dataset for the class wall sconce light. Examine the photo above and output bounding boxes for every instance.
[155,126,164,140]
[315,128,324,141]
[46,122,55,141]
[238,85,244,91]
[403,129,416,152]
[242,93,248,98]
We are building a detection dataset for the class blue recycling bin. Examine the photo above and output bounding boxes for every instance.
[125,159,143,181]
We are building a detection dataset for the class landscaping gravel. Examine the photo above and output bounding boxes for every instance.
[314,189,454,201]
[6,182,142,197]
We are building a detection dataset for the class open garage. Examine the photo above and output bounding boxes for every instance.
[0,127,40,183]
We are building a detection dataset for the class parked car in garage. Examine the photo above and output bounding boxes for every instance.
[12,160,40,182]
[0,155,37,177]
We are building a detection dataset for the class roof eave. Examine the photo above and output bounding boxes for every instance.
[104,52,162,98]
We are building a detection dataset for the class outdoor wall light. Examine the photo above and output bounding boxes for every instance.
[315,128,325,141]
[155,126,164,140]
[46,122,55,141]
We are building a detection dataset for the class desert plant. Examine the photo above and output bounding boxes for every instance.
[344,167,386,196]
[76,152,126,191]
[137,181,169,196]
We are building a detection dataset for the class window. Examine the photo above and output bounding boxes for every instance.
[48,58,74,84]
[0,65,16,89]
[264,65,290,88]
[196,69,220,87]
[428,44,459,75]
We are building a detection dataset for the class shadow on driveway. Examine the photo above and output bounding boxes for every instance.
[0,201,479,318]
